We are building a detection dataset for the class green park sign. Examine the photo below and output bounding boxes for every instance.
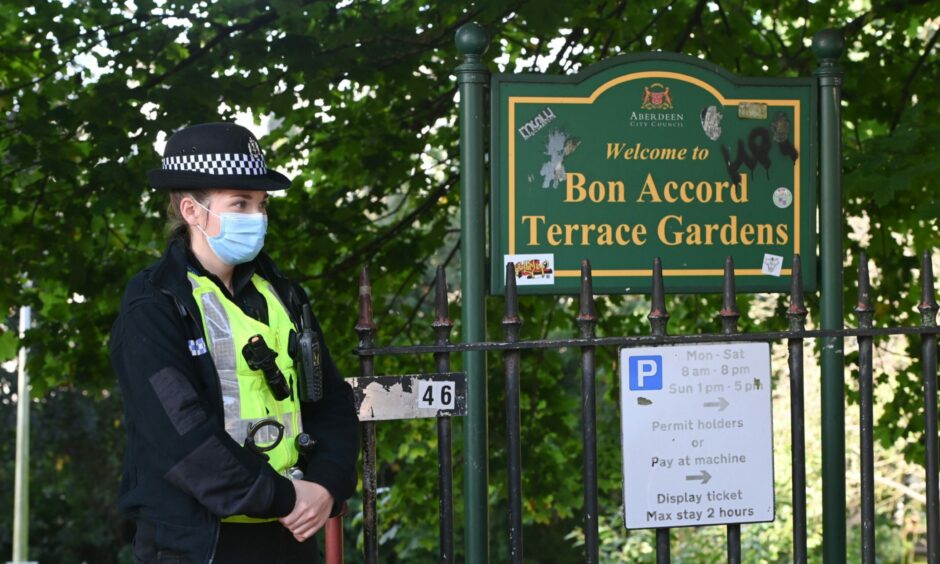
[490,54,817,295]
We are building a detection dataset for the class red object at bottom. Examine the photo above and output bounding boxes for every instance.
[324,503,348,564]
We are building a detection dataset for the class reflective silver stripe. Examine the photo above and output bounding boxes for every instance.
[188,274,247,446]
[262,279,288,312]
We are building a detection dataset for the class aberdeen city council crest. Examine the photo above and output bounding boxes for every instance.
[641,83,673,110]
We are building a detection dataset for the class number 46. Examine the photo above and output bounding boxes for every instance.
[418,381,455,409]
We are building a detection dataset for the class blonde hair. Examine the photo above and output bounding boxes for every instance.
[167,190,211,243]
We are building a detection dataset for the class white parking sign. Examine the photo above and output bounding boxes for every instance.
[619,342,775,529]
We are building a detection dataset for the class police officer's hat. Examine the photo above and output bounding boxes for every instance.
[148,122,291,191]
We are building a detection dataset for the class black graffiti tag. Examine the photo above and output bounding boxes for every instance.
[777,136,799,163]
[722,126,799,185]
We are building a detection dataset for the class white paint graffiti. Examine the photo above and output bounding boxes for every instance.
[539,129,580,189]
[517,107,556,140]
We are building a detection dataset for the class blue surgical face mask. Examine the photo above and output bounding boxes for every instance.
[195,201,267,266]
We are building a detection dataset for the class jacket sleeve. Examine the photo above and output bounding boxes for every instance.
[294,283,360,515]
[111,280,296,519]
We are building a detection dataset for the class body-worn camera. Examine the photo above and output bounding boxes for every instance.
[242,335,292,401]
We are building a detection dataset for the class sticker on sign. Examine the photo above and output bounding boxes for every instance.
[504,254,555,286]
[619,342,774,529]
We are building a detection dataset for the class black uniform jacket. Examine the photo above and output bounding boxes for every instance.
[110,239,359,563]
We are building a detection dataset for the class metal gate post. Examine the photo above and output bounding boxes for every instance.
[433,266,457,562]
[918,251,940,560]
[503,263,524,563]
[856,254,876,563]
[455,22,491,564]
[577,261,599,563]
[648,258,671,564]
[719,258,742,564]
[788,256,809,563]
[812,28,847,563]
[356,267,379,563]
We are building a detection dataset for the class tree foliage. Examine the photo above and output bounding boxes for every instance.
[1,0,938,561]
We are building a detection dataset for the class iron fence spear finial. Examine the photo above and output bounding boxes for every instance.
[919,250,938,326]
[855,252,874,328]
[788,254,808,330]
[648,257,669,337]
[356,266,377,340]
[433,265,454,338]
[577,259,597,330]
[503,263,522,334]
[719,256,740,334]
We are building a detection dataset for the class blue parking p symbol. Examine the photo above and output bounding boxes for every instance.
[628,355,663,391]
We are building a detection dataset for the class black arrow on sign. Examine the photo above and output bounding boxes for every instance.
[703,397,730,411]
[685,470,712,485]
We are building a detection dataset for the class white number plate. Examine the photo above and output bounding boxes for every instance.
[417,381,455,409]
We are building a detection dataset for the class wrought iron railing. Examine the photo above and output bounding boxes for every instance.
[339,251,939,564]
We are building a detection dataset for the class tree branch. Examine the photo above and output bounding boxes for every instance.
[0,61,70,97]
[874,474,927,505]
[890,27,939,133]
[1,16,163,96]
[696,11,714,60]
[768,16,793,67]
[598,1,628,59]
[623,1,676,53]
[135,11,279,92]
[529,33,548,72]
[674,0,707,53]
[563,26,603,73]
[372,0,524,73]
[543,28,583,75]
[303,175,458,281]
[713,0,741,72]
[843,0,932,38]
[28,177,48,226]
[398,240,460,342]
[374,157,454,223]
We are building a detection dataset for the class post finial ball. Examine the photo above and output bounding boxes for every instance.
[812,28,845,60]
[455,22,489,56]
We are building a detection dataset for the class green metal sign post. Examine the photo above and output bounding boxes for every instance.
[490,54,816,295]
[813,28,847,563]
[456,23,490,564]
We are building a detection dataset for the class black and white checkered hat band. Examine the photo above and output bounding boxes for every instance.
[162,153,267,176]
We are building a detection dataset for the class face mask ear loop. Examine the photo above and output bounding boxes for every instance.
[193,199,217,238]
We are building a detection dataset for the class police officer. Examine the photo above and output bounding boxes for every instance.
[110,123,359,563]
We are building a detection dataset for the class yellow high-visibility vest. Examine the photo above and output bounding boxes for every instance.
[188,272,303,523]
